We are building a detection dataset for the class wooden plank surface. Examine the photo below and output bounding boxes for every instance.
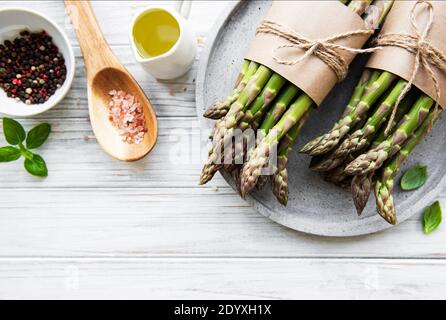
[1,258,446,299]
[0,187,444,259]
[0,0,445,299]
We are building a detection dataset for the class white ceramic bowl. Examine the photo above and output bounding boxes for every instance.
[0,7,75,117]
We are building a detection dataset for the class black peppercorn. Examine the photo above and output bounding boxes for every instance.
[0,29,67,105]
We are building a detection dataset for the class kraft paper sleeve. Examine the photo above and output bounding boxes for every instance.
[245,1,371,106]
[366,0,446,109]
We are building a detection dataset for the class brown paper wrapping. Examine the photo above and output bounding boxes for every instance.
[366,0,446,109]
[245,1,371,106]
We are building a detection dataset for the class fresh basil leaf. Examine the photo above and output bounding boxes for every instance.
[26,123,51,149]
[423,201,442,234]
[400,165,428,191]
[24,153,48,177]
[0,146,21,162]
[20,147,34,161]
[2,118,26,145]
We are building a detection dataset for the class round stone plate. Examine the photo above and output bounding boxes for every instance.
[196,0,446,236]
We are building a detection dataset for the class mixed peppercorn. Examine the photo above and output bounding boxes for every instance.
[0,30,67,105]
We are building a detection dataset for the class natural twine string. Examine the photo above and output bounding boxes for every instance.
[373,1,446,133]
[255,20,378,82]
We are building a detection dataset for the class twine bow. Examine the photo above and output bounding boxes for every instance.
[256,20,378,82]
[374,1,446,133]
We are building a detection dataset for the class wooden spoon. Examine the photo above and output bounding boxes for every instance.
[64,0,158,161]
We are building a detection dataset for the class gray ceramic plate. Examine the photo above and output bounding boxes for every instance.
[196,0,446,237]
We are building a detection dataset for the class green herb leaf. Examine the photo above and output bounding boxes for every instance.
[423,201,442,234]
[24,153,48,177]
[400,165,428,191]
[2,118,26,145]
[0,146,21,162]
[26,123,51,149]
[20,147,34,161]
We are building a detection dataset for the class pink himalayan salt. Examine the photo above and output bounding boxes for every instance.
[108,90,147,144]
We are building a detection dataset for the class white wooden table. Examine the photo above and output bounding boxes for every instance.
[0,0,445,300]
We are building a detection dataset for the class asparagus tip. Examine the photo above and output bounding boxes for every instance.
[374,180,398,225]
[199,164,220,185]
[272,169,289,206]
[351,173,373,216]
[377,207,398,225]
[203,101,228,120]
[300,136,323,154]
[309,154,346,172]
[256,175,269,191]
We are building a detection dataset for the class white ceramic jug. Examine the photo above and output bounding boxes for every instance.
[129,1,196,80]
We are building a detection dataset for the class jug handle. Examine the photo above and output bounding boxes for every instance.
[174,0,192,19]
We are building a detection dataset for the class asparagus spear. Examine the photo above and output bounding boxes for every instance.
[256,175,269,191]
[272,168,289,204]
[369,89,419,150]
[325,92,402,199]
[322,111,380,188]
[375,111,436,225]
[224,66,275,129]
[234,59,251,88]
[323,88,391,186]
[231,166,243,196]
[345,94,434,175]
[342,70,375,118]
[259,84,300,132]
[203,60,257,119]
[202,67,273,165]
[308,71,381,172]
[200,67,279,185]
[334,79,408,159]
[325,130,377,196]
[228,72,289,168]
[324,165,351,188]
[240,94,314,196]
[363,0,394,30]
[299,0,394,157]
[272,111,311,205]
[300,71,396,156]
[351,171,374,215]
[232,83,300,170]
[232,110,268,191]
[226,85,299,177]
[310,76,382,170]
[209,65,274,147]
[349,91,418,215]
[302,71,381,160]
[348,0,374,16]
[238,73,287,130]
[324,118,387,189]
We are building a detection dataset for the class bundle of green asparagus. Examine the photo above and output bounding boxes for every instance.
[300,67,439,225]
[199,0,394,206]
[298,0,446,225]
